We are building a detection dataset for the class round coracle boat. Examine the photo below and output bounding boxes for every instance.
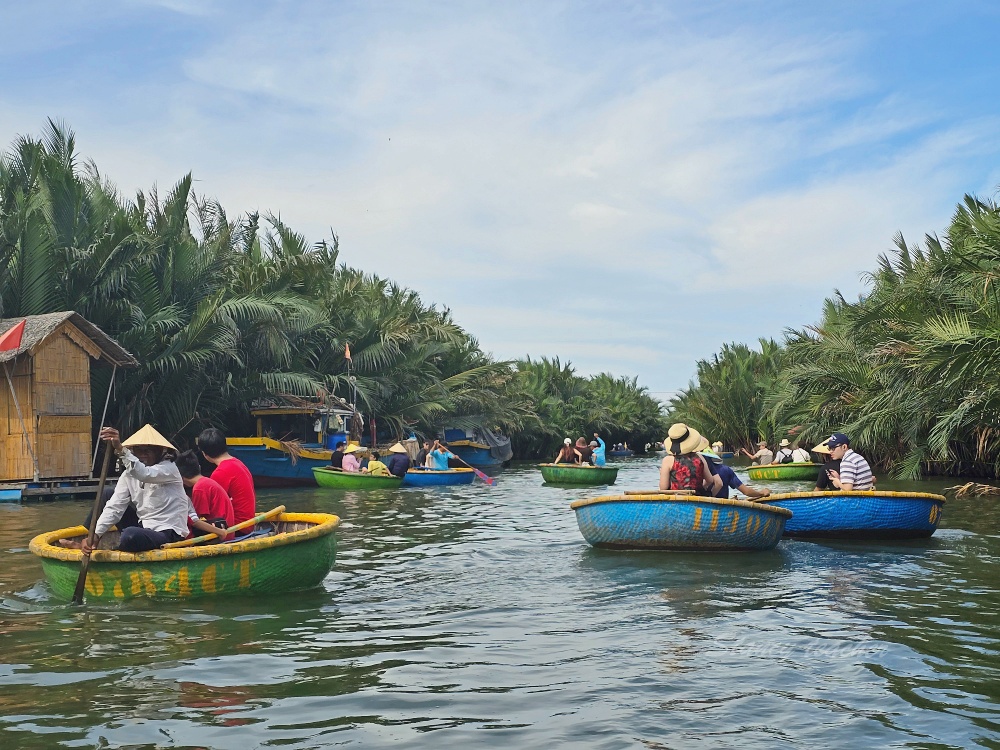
[29,512,339,601]
[761,490,946,539]
[608,449,634,458]
[540,463,619,486]
[570,493,791,550]
[747,462,820,481]
[402,467,476,486]
[312,467,404,489]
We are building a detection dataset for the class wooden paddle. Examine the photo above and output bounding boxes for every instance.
[448,453,496,486]
[72,443,113,605]
[163,505,286,549]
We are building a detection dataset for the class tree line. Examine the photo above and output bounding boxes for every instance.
[0,121,667,455]
[667,193,1000,478]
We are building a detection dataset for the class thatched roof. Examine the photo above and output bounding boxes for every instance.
[0,312,138,367]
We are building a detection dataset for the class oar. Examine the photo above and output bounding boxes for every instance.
[448,453,496,486]
[163,505,286,549]
[72,443,113,605]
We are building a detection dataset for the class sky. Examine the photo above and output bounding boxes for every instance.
[2,0,999,401]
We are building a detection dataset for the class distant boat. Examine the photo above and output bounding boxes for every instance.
[608,449,634,458]
[443,427,512,468]
[402,468,476,487]
[540,463,618,486]
[720,451,735,460]
[747,463,819,481]
[764,490,946,539]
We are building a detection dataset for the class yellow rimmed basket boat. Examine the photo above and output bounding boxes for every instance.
[29,512,339,601]
[762,490,945,539]
[540,463,618,486]
[570,493,791,550]
[747,462,819,481]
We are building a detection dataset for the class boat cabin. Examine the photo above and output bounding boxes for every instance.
[250,405,359,450]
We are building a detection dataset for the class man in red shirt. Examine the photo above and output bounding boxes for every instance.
[176,450,235,541]
[197,428,257,526]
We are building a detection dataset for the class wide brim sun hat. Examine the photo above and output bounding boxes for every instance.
[665,423,703,455]
[121,424,176,450]
[779,439,790,447]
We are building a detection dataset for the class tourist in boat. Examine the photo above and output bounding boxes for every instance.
[699,444,771,500]
[812,440,839,491]
[711,441,724,455]
[660,423,718,494]
[575,437,594,464]
[63,425,208,554]
[428,440,455,470]
[773,439,795,464]
[825,433,874,491]
[175,450,235,541]
[590,433,607,467]
[328,442,345,470]
[415,439,432,468]
[553,438,581,464]
[342,444,362,472]
[742,440,773,465]
[358,448,371,472]
[363,451,391,476]
[384,442,411,477]
[791,443,811,463]
[198,428,257,527]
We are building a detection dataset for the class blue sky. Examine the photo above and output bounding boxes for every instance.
[3,1,999,400]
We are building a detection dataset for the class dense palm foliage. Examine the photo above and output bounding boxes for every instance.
[1,121,664,456]
[670,194,1000,478]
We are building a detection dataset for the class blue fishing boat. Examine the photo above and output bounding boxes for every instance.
[228,405,357,487]
[608,449,634,458]
[402,467,476,487]
[443,428,511,468]
[763,490,946,539]
[570,493,791,550]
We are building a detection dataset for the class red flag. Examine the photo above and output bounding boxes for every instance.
[344,342,352,361]
[0,320,25,352]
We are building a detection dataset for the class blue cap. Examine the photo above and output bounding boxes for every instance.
[827,432,850,448]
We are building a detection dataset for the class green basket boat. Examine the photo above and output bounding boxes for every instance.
[312,467,404,489]
[29,512,339,601]
[540,463,619,486]
[747,462,819,481]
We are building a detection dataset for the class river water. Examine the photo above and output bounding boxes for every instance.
[1,457,998,749]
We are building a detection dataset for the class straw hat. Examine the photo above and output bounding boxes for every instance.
[122,424,176,450]
[388,442,407,454]
[779,438,790,447]
[695,435,711,453]
[344,443,362,454]
[665,423,703,455]
[812,439,831,454]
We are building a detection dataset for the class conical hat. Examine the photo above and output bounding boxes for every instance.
[344,443,362,454]
[122,424,176,450]
[388,442,407,454]
[812,440,831,454]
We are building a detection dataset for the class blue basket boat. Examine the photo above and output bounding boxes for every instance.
[570,493,792,551]
[402,468,476,487]
[763,490,946,539]
[608,449,634,458]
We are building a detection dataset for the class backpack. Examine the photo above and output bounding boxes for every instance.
[778,449,794,464]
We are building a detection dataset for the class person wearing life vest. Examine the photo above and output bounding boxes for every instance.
[659,423,720,495]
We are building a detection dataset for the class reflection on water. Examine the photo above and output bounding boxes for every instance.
[0,458,998,748]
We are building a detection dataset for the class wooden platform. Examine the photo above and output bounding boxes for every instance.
[0,478,111,503]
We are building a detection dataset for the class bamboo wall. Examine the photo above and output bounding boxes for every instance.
[1,322,98,482]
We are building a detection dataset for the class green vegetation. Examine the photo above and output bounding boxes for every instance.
[668,194,1000,478]
[0,121,665,454]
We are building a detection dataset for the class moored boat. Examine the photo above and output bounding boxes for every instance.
[747,462,819,481]
[570,493,791,550]
[763,490,946,539]
[312,467,404,489]
[402,467,476,487]
[29,512,339,601]
[443,428,512,468]
[540,463,619,485]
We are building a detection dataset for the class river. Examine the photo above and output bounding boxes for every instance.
[1,457,998,748]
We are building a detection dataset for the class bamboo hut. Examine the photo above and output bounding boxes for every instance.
[0,312,137,482]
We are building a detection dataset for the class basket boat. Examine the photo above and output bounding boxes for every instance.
[540,463,619,486]
[608,449,634,458]
[402,467,476,486]
[570,494,791,550]
[763,490,946,539]
[312,467,404,489]
[747,462,819,481]
[28,512,339,601]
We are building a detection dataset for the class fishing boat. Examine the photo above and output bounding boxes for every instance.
[570,493,791,550]
[227,404,358,487]
[608,449,634,458]
[762,490,945,539]
[29,512,339,601]
[443,427,512,468]
[312,467,404,489]
[747,462,819,481]
[540,463,619,485]
[402,467,476,487]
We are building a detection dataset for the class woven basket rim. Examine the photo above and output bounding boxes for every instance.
[29,512,340,563]
[569,493,793,517]
[762,490,946,503]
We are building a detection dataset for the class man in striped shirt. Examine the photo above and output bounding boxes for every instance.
[825,433,873,491]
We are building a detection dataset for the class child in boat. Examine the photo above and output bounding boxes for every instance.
[197,428,257,527]
[175,450,235,541]
[363,451,391,477]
